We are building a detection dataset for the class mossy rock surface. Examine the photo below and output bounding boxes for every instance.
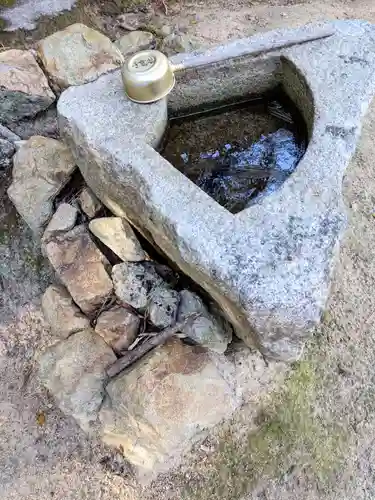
[173,355,346,500]
[0,0,17,7]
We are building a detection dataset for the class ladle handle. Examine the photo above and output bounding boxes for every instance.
[170,28,334,73]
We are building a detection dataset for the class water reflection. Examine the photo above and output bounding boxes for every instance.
[162,91,307,213]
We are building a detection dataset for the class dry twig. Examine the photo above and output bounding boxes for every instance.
[106,313,199,378]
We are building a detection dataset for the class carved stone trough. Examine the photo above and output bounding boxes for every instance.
[58,21,375,361]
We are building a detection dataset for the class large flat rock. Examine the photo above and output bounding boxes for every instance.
[58,21,375,361]
[99,338,239,471]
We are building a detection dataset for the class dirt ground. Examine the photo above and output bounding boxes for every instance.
[3,0,375,499]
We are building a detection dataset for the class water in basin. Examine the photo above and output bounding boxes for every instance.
[161,87,307,214]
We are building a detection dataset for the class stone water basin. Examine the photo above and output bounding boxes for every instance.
[58,21,375,361]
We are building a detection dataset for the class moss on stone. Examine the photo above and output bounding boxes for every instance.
[0,0,16,7]
[0,16,8,31]
[179,357,346,500]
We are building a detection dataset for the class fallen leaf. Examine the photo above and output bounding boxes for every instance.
[36,411,46,426]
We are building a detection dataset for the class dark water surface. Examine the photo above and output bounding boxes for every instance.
[161,89,307,214]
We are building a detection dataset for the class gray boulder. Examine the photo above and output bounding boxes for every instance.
[8,106,59,140]
[0,49,55,125]
[113,260,179,328]
[112,261,163,311]
[38,329,116,432]
[0,124,21,143]
[148,285,180,329]
[7,136,76,234]
[177,290,232,354]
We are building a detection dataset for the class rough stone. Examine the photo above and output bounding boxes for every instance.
[148,285,179,328]
[8,106,59,140]
[99,338,239,470]
[78,187,103,219]
[7,136,76,234]
[114,31,156,58]
[59,21,375,361]
[117,12,150,31]
[38,329,116,432]
[160,33,199,56]
[0,139,15,169]
[89,217,145,262]
[177,290,232,353]
[42,284,90,339]
[42,203,78,242]
[0,49,55,125]
[37,23,124,91]
[112,261,163,311]
[95,305,140,353]
[44,225,113,316]
[145,16,173,37]
[0,124,21,143]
